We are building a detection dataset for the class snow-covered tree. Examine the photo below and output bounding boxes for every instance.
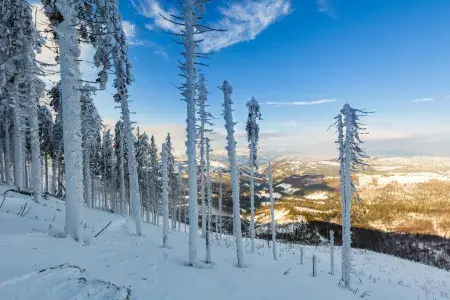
[218,169,223,241]
[197,73,214,238]
[80,86,102,208]
[135,129,151,219]
[267,162,277,261]
[221,80,244,267]
[162,142,169,247]
[114,121,127,216]
[42,0,84,240]
[102,130,114,210]
[333,103,371,289]
[246,97,262,252]
[48,83,63,196]
[148,135,159,224]
[0,98,12,185]
[107,0,142,235]
[205,137,212,263]
[163,0,219,265]
[39,106,54,194]
[166,133,177,229]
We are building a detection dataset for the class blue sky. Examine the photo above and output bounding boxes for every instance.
[89,0,450,158]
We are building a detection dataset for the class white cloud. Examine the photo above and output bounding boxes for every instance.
[412,97,434,103]
[154,48,168,58]
[202,0,291,52]
[137,0,182,33]
[121,20,152,46]
[122,21,137,40]
[137,0,291,52]
[315,0,336,18]
[263,99,337,107]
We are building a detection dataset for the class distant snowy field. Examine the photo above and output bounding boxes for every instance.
[358,172,450,188]
[0,184,449,300]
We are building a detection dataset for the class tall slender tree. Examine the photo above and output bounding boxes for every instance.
[267,162,277,261]
[221,80,244,267]
[197,73,213,237]
[148,135,159,224]
[166,133,177,229]
[39,106,54,194]
[246,97,262,252]
[42,0,84,240]
[333,103,370,289]
[205,137,212,263]
[163,0,219,266]
[162,142,169,247]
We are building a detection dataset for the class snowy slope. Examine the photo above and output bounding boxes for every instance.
[0,184,449,300]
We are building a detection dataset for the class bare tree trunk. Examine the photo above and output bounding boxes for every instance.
[52,157,57,194]
[45,154,49,194]
[0,138,4,182]
[3,121,12,185]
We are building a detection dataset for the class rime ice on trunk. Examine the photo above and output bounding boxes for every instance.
[205,138,212,263]
[342,106,353,289]
[11,83,23,190]
[83,149,92,208]
[24,29,42,203]
[197,73,212,239]
[118,126,126,216]
[3,121,11,185]
[218,170,223,241]
[334,103,371,289]
[51,0,84,241]
[52,158,57,194]
[183,0,199,266]
[162,143,169,247]
[116,60,142,236]
[246,97,261,253]
[268,162,277,261]
[0,141,4,182]
[221,80,244,267]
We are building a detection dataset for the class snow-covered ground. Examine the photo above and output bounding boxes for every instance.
[0,184,449,300]
[358,172,450,188]
[305,191,329,200]
[258,190,282,199]
[276,183,300,194]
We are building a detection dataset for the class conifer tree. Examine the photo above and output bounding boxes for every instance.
[333,103,371,289]
[246,97,262,252]
[42,0,84,240]
[205,137,212,263]
[39,106,54,194]
[221,80,244,267]
[162,142,169,247]
[267,162,277,261]
[166,133,177,229]
[148,135,159,224]
[197,73,214,237]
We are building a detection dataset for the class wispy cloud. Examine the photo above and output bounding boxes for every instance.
[315,0,336,18]
[121,20,153,46]
[411,97,434,103]
[134,0,182,33]
[201,0,292,52]
[136,0,291,52]
[263,99,337,107]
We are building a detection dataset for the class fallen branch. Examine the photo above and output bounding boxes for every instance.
[94,221,112,238]
[1,189,33,209]
[21,204,31,217]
